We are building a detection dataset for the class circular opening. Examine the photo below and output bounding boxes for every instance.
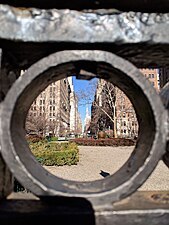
[25,77,137,182]
[1,50,166,204]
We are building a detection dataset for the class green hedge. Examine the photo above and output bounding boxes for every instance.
[30,141,79,166]
[50,136,58,141]
[70,138,135,146]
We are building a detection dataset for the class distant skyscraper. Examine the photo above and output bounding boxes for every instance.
[68,77,82,135]
[84,106,91,134]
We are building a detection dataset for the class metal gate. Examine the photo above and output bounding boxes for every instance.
[0,1,169,224]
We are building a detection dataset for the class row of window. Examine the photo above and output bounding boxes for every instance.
[29,112,57,117]
[120,121,138,126]
[31,106,56,111]
[145,74,155,78]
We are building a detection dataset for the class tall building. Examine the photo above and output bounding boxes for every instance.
[27,76,82,137]
[68,77,82,135]
[159,68,169,88]
[84,106,91,135]
[27,78,71,136]
[141,68,159,91]
[116,89,138,138]
[90,68,159,138]
[76,112,83,135]
[116,68,159,138]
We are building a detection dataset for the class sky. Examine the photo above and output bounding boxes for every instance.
[72,76,96,130]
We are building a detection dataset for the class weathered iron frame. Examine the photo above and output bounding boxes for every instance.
[0,3,169,225]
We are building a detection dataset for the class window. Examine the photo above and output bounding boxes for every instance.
[53,106,55,110]
[40,100,42,105]
[53,113,55,116]
[43,100,45,104]
[148,74,151,78]
[50,106,52,111]
[152,74,154,78]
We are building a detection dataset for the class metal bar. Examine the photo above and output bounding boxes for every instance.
[0,6,168,44]
[1,192,169,225]
[1,6,169,68]
[0,0,168,12]
[0,50,167,206]
[0,49,13,199]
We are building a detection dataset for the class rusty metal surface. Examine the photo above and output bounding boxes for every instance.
[0,50,167,206]
[0,0,169,12]
[1,192,169,225]
[160,82,169,168]
[0,48,13,199]
[0,5,169,68]
[0,5,168,44]
[0,2,168,223]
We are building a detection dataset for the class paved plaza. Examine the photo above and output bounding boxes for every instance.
[45,146,169,191]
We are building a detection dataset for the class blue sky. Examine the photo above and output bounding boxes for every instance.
[72,77,94,130]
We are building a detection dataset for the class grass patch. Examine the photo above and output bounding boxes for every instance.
[30,141,79,166]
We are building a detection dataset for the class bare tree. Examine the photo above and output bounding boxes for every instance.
[25,111,48,136]
[77,79,138,138]
[77,79,118,137]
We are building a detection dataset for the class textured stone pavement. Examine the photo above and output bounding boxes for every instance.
[44,146,169,191]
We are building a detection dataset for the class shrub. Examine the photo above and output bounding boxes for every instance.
[26,134,44,143]
[30,141,79,166]
[50,136,58,141]
[69,138,135,146]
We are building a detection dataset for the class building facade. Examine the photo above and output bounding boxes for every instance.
[27,76,82,137]
[84,106,91,135]
[90,69,159,138]
[27,78,71,136]
[116,68,160,138]
[68,77,82,136]
[159,68,169,88]
[141,68,159,91]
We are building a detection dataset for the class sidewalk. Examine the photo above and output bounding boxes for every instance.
[44,146,169,191]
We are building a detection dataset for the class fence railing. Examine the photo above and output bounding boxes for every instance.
[0,2,169,225]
